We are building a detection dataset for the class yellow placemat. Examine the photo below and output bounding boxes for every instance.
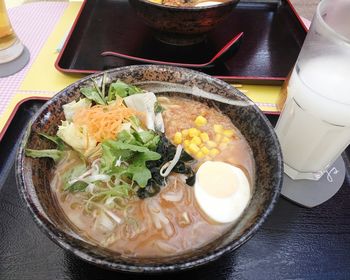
[232,84,281,113]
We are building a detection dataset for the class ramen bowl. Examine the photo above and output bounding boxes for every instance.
[129,0,240,45]
[16,65,283,273]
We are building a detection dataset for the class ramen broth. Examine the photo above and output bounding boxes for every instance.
[52,96,254,257]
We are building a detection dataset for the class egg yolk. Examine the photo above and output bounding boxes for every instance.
[196,162,239,198]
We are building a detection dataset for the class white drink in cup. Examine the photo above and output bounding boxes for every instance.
[275,0,350,180]
[276,57,350,180]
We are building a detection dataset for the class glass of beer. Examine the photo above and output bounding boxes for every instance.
[0,0,24,63]
[275,0,350,180]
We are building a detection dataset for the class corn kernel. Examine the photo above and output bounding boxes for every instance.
[222,137,230,143]
[184,139,190,148]
[189,143,200,154]
[189,128,200,137]
[173,132,182,145]
[200,132,209,142]
[214,124,223,133]
[201,146,210,155]
[215,134,222,143]
[182,129,189,137]
[223,129,234,137]
[210,148,220,156]
[196,151,205,159]
[194,116,208,127]
[206,140,217,148]
[192,136,202,145]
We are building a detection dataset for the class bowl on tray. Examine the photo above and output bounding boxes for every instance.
[129,0,240,45]
[16,65,283,273]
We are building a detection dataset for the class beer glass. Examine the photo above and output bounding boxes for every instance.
[0,0,24,63]
[275,0,350,180]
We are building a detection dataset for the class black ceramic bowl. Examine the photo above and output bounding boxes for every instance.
[129,0,240,45]
[16,65,283,273]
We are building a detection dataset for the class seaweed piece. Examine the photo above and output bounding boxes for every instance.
[186,169,195,186]
[148,166,165,186]
[156,134,194,162]
[137,181,161,199]
[137,134,195,199]
[180,150,193,162]
[172,161,188,174]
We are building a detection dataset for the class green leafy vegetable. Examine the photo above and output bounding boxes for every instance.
[142,134,160,151]
[65,181,88,192]
[101,140,137,169]
[154,101,165,114]
[80,87,106,105]
[25,149,64,163]
[38,132,66,150]
[26,132,67,162]
[80,79,141,106]
[84,183,132,212]
[132,149,161,164]
[134,131,156,144]
[115,129,160,150]
[107,80,141,101]
[129,115,141,130]
[116,130,136,144]
[100,135,161,188]
[92,78,104,100]
[63,163,87,191]
[97,183,131,198]
[127,165,152,189]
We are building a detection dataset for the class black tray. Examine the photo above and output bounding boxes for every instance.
[56,0,307,83]
[1,99,350,279]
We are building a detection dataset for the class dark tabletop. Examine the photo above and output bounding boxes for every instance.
[0,100,350,280]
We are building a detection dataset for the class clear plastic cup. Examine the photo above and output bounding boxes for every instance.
[0,0,24,63]
[275,0,350,180]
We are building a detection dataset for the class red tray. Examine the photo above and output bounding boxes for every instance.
[56,0,307,84]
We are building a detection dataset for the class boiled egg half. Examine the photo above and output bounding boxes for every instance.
[194,161,251,223]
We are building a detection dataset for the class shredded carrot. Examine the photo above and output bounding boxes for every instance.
[73,100,136,142]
